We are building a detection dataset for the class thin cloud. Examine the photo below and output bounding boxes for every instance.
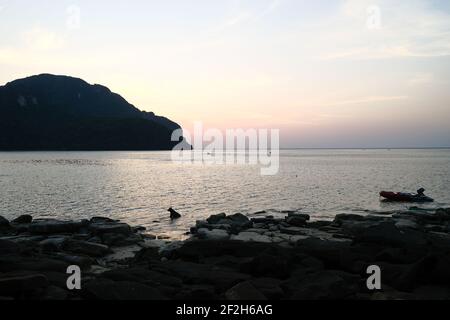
[214,0,282,31]
[22,26,66,51]
[316,0,450,61]
[317,96,409,107]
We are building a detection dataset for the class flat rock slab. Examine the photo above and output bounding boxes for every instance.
[102,245,142,264]
[231,232,272,243]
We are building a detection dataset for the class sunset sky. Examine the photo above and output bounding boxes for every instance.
[1,0,449,148]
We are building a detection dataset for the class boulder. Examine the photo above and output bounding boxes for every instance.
[29,220,86,235]
[0,216,10,227]
[227,213,252,229]
[225,281,267,300]
[207,213,227,224]
[90,217,118,223]
[12,215,33,224]
[285,216,307,227]
[205,213,252,233]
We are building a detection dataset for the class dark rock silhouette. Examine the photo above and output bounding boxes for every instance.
[1,208,450,300]
[168,208,181,220]
[0,74,185,150]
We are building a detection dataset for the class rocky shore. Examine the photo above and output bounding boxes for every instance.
[1,208,450,300]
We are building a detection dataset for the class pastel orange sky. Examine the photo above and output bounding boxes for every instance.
[1,0,450,147]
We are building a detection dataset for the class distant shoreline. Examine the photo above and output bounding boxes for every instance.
[0,147,449,152]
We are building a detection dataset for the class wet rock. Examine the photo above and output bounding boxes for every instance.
[197,228,230,241]
[102,245,142,264]
[29,220,86,235]
[207,213,227,224]
[203,213,252,233]
[394,219,419,230]
[12,215,33,224]
[132,226,146,233]
[251,217,282,224]
[83,279,167,300]
[90,217,118,223]
[227,213,252,228]
[225,281,267,300]
[333,214,366,226]
[285,216,308,227]
[64,239,111,257]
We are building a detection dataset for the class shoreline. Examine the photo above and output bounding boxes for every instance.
[1,207,450,300]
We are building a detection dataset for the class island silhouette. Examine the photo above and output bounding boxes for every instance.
[0,74,184,150]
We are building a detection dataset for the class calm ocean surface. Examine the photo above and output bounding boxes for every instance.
[1,149,449,239]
